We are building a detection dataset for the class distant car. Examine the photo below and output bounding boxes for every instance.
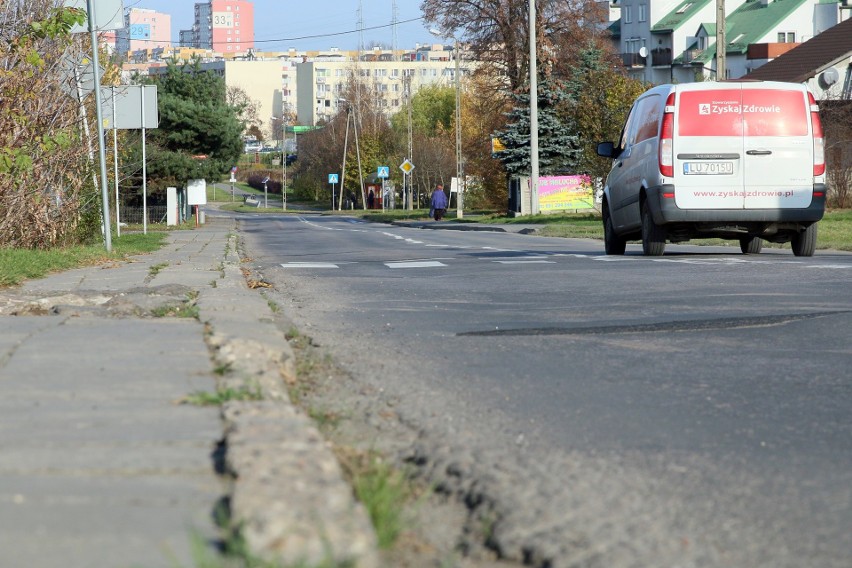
[596,80,825,257]
[243,141,262,153]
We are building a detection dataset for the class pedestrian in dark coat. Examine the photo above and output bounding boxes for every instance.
[430,184,448,220]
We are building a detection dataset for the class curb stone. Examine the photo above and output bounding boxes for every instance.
[198,232,380,567]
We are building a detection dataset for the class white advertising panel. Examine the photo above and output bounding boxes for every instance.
[187,179,208,206]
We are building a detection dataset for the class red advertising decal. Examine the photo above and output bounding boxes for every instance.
[678,89,807,137]
[742,90,807,136]
[678,89,742,137]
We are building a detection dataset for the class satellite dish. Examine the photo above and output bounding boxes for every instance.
[819,68,839,89]
[638,46,648,58]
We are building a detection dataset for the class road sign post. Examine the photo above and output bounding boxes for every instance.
[328,173,339,210]
[377,167,390,210]
[399,159,415,210]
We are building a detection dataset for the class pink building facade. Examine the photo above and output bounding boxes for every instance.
[209,0,254,55]
[124,8,171,54]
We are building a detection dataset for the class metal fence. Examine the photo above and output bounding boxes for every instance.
[118,206,168,225]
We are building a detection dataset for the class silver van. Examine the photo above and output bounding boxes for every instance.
[596,81,826,256]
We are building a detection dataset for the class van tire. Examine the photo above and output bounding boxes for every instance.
[739,236,763,254]
[791,224,817,257]
[603,208,626,255]
[641,200,666,256]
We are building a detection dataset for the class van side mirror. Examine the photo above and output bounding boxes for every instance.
[596,142,618,159]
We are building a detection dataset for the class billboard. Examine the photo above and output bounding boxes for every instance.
[538,175,595,211]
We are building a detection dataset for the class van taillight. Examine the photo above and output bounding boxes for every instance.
[659,93,675,177]
[809,92,825,177]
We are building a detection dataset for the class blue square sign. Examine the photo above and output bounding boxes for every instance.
[377,166,390,179]
[328,173,339,184]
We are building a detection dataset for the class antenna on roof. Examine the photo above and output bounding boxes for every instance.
[392,0,399,61]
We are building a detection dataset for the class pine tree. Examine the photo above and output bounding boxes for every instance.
[494,76,581,178]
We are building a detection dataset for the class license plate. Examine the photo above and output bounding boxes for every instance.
[683,161,733,175]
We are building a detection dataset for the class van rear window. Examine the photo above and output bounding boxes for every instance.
[678,89,808,137]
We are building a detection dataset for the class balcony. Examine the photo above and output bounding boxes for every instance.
[622,52,647,67]
[651,48,672,67]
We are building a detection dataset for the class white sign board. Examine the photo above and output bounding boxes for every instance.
[187,179,208,206]
[65,0,125,33]
[101,85,159,130]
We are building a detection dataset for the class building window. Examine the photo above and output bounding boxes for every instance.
[639,4,647,22]
[624,5,632,23]
[778,32,795,42]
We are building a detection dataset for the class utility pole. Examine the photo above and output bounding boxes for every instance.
[716,0,726,80]
[529,0,540,215]
[406,73,413,210]
[454,37,463,219]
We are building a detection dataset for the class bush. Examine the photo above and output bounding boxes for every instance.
[247,171,282,195]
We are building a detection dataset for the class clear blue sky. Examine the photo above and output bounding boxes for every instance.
[125,0,439,51]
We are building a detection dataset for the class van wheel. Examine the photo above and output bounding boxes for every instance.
[641,200,666,256]
[791,224,817,257]
[603,208,626,255]
[739,236,763,254]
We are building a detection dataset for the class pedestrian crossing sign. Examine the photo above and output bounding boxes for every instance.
[377,166,390,179]
[328,173,339,184]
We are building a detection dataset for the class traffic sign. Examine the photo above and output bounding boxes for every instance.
[399,159,415,174]
[328,173,339,184]
[377,166,390,179]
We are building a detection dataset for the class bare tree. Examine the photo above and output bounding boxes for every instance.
[421,0,609,93]
[820,100,852,208]
[226,85,260,136]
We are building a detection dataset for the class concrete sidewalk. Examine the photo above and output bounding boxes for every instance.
[0,217,377,568]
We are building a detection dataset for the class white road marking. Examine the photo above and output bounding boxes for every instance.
[384,261,447,269]
[280,262,339,269]
[494,260,556,264]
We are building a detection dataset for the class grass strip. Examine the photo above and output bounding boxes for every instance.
[0,232,168,288]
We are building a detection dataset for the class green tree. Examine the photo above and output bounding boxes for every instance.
[561,46,647,183]
[494,76,581,177]
[134,60,243,196]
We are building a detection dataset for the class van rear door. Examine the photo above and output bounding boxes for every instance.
[740,83,813,209]
[673,85,746,210]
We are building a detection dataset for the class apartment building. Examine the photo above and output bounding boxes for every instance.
[614,0,850,84]
[115,8,171,59]
[296,46,472,126]
[179,1,255,55]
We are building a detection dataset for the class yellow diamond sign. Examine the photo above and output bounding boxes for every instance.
[399,159,415,174]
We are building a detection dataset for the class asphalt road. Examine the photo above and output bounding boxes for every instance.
[234,212,852,568]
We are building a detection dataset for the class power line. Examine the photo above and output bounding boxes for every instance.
[254,15,424,45]
[122,15,425,47]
